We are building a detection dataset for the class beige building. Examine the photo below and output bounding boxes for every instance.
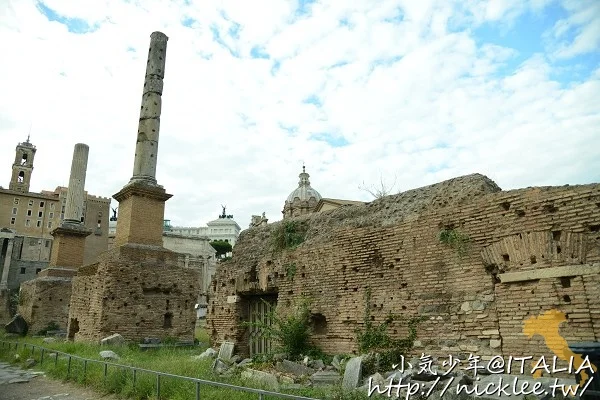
[0,138,110,290]
[282,166,364,219]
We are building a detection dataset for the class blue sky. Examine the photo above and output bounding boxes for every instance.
[0,0,598,228]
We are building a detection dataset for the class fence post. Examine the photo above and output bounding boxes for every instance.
[83,360,87,381]
[156,374,161,398]
[103,363,108,383]
[196,381,200,400]
[67,356,72,378]
[133,369,137,389]
[40,348,44,365]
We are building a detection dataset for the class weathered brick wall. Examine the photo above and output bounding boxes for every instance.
[207,174,600,366]
[18,277,72,333]
[68,244,200,343]
[49,233,86,268]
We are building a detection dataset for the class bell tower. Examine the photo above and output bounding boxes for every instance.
[9,136,36,193]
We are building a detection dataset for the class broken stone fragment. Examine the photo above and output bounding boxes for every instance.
[100,333,126,346]
[99,350,120,360]
[194,347,217,360]
[241,368,280,391]
[342,356,363,390]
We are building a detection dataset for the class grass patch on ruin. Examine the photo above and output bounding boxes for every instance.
[438,226,470,257]
[0,331,365,400]
[271,220,306,252]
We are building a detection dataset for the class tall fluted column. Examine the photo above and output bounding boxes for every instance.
[64,143,89,224]
[131,31,168,185]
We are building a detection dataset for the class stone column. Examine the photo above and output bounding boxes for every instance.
[131,31,168,185]
[114,31,172,247]
[48,143,92,269]
[0,239,14,290]
[64,143,89,224]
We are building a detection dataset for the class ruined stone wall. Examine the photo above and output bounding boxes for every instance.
[69,244,200,343]
[18,277,72,333]
[208,174,600,366]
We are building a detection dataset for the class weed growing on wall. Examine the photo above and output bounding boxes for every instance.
[355,288,426,373]
[271,221,306,252]
[438,227,470,257]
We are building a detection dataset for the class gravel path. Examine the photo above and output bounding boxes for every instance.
[0,361,118,400]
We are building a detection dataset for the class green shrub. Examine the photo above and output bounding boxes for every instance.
[355,288,426,373]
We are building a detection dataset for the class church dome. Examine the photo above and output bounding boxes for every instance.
[286,166,322,203]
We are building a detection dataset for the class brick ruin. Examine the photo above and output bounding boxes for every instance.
[67,31,200,343]
[207,174,600,368]
[18,143,93,334]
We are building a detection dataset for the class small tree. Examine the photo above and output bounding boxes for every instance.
[210,240,232,257]
[359,174,398,199]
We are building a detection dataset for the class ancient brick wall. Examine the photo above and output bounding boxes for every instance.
[49,233,86,268]
[207,174,600,367]
[18,277,72,333]
[68,244,200,343]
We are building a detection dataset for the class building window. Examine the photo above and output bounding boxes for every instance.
[36,268,41,274]
[29,199,34,206]
[12,207,17,215]
[81,216,85,222]
[27,209,32,216]
[45,240,50,248]
[18,171,25,183]
[60,213,64,220]
[20,267,26,274]
[49,212,54,219]
[25,219,31,227]
[37,220,42,227]
[38,211,43,218]
[40,201,45,207]
[14,198,20,205]
[10,217,15,225]
[48,222,52,229]
[61,205,65,213]
[50,203,55,210]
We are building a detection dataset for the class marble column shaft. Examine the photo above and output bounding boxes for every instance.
[132,31,169,184]
[64,143,89,224]
[0,239,14,289]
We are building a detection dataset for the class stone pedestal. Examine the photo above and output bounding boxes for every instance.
[49,223,92,268]
[113,182,172,247]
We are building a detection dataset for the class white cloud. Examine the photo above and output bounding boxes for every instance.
[0,0,598,235]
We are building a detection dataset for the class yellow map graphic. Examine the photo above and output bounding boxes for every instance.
[523,309,597,386]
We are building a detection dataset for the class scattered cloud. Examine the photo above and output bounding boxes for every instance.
[0,0,598,232]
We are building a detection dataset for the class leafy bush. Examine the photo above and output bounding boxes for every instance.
[241,297,318,360]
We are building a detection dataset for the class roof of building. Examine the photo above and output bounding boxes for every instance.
[286,166,322,203]
[314,198,366,212]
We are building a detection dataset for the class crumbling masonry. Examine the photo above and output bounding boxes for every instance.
[19,143,92,334]
[207,174,600,371]
[67,31,200,343]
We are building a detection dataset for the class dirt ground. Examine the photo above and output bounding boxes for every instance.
[1,361,118,400]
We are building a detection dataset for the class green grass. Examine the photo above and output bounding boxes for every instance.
[0,330,369,400]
